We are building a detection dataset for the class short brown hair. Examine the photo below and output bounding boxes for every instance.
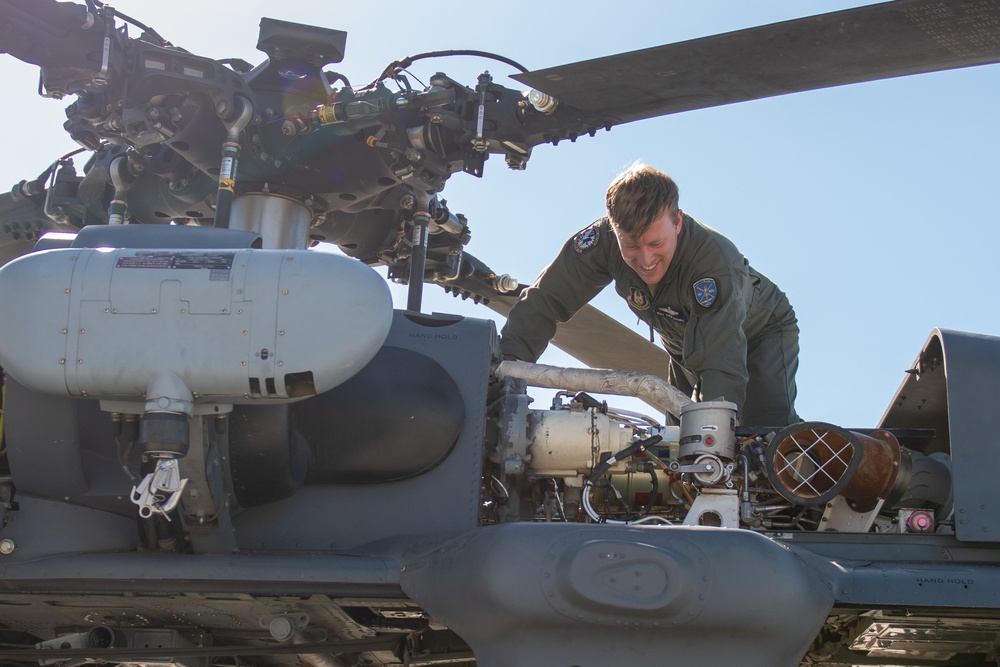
[605,164,679,237]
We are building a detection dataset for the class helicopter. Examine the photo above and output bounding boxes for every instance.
[1,1,1000,666]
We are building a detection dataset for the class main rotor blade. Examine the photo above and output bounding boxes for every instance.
[550,302,673,376]
[515,0,1000,125]
[441,268,673,376]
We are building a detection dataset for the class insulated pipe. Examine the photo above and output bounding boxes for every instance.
[495,360,693,419]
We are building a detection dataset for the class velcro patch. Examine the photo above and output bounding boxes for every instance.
[574,225,599,253]
[627,286,651,310]
[693,277,717,308]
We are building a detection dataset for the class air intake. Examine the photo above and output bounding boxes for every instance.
[764,422,901,510]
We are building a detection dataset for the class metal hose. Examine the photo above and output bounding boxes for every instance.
[495,360,692,419]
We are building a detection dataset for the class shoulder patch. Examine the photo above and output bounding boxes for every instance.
[627,286,651,311]
[693,277,718,308]
[573,225,600,253]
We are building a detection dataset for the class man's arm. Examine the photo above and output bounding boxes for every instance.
[500,221,614,362]
[680,265,752,409]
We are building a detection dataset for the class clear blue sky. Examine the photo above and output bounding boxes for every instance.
[1,1,997,427]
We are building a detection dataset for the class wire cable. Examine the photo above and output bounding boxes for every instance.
[360,49,529,90]
[582,434,664,524]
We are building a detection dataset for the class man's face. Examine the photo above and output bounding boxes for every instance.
[613,208,683,287]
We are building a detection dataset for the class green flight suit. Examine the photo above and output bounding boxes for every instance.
[499,215,800,426]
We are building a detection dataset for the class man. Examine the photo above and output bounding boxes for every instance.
[500,164,800,426]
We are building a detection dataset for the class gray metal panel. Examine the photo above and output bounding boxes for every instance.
[774,531,998,564]
[937,330,1000,542]
[400,523,836,667]
[836,561,1000,608]
[0,495,138,561]
[880,329,1000,542]
[233,310,493,551]
[879,333,950,454]
[3,380,137,516]
[0,541,399,594]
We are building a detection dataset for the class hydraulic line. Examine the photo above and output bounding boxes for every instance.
[213,98,253,230]
[581,434,664,524]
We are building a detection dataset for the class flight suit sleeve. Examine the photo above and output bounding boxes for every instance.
[681,263,752,410]
[500,222,615,362]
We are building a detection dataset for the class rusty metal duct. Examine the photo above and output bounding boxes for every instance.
[764,422,902,510]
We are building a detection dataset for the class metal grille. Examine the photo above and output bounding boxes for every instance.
[771,427,855,500]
